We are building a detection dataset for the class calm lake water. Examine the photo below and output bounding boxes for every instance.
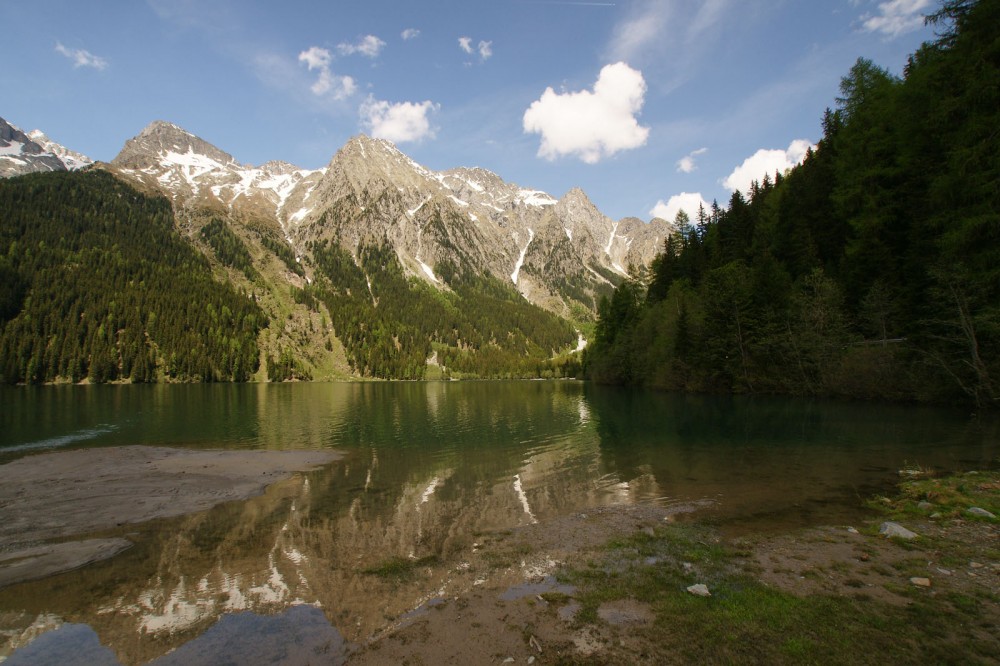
[1,382,997,664]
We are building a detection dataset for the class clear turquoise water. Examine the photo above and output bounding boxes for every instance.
[1,382,996,664]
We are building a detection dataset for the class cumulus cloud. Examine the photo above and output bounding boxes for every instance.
[298,46,356,99]
[722,139,814,194]
[676,147,708,174]
[650,192,710,224]
[522,62,650,164]
[337,34,386,58]
[401,28,420,41]
[861,0,932,38]
[55,42,108,70]
[458,37,492,61]
[298,45,331,70]
[360,96,439,143]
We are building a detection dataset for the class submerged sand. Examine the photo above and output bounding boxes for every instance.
[0,446,340,588]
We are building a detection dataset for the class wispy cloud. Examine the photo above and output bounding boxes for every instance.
[298,46,357,99]
[604,1,671,63]
[677,147,708,173]
[603,0,743,90]
[360,96,439,143]
[401,28,420,41]
[860,0,931,38]
[459,37,493,61]
[55,42,108,70]
[337,34,386,58]
[523,62,649,164]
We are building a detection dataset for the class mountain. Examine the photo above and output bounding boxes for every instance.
[26,129,92,170]
[1,117,677,382]
[0,117,91,176]
[109,120,321,227]
[106,122,673,318]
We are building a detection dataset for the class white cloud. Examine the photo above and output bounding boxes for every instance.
[861,0,932,38]
[313,70,357,98]
[401,28,420,41]
[650,192,709,223]
[360,96,439,143]
[337,34,386,58]
[298,46,356,99]
[459,37,492,61]
[676,147,708,174]
[522,62,650,164]
[298,45,331,70]
[55,42,108,70]
[722,139,814,194]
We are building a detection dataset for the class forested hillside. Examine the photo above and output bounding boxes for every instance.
[0,170,266,383]
[302,218,578,380]
[585,0,999,406]
[0,169,579,384]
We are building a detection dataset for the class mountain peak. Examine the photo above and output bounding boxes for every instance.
[27,129,92,170]
[557,187,601,218]
[113,121,236,171]
[0,117,74,176]
[140,119,192,138]
[326,133,437,196]
[337,134,410,164]
[260,160,304,176]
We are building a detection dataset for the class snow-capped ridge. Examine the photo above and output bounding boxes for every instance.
[0,116,90,176]
[26,130,92,170]
[91,119,674,319]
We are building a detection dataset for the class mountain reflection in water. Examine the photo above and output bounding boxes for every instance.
[1,382,996,664]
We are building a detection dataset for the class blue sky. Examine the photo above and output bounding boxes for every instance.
[3,0,937,221]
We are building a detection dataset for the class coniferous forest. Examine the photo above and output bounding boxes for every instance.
[0,171,266,383]
[585,0,999,407]
[305,237,577,380]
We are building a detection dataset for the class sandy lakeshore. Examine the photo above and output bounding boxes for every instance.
[0,446,340,588]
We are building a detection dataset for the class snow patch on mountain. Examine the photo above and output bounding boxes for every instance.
[511,228,535,285]
[517,190,557,207]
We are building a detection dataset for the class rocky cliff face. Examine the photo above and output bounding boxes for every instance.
[105,123,673,318]
[0,117,90,177]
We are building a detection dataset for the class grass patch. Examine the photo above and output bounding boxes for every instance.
[558,521,998,664]
[361,555,439,581]
[877,469,1000,521]
[480,541,533,569]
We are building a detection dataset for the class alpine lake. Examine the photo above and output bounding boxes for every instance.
[1,381,998,664]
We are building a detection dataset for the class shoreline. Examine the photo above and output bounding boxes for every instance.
[0,445,340,588]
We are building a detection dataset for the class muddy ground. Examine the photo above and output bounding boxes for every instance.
[346,500,999,664]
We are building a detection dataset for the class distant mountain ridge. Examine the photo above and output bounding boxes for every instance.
[0,115,677,381]
[0,117,92,176]
[104,120,674,318]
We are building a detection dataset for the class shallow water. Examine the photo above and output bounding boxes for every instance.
[0,382,997,664]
